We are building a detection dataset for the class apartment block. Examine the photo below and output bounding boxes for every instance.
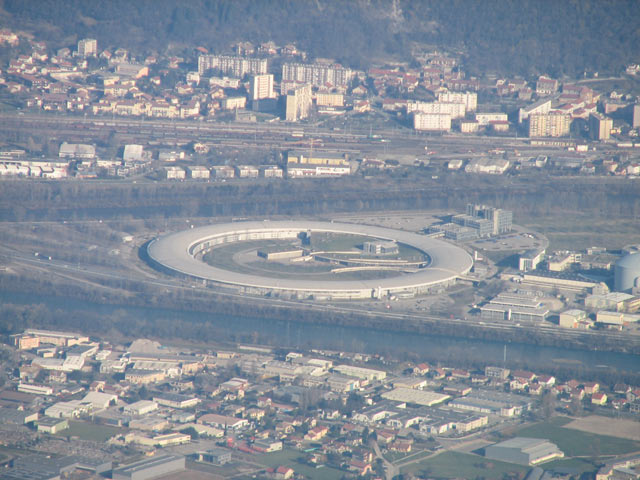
[282,62,353,88]
[198,55,267,77]
[528,113,571,138]
[413,112,451,131]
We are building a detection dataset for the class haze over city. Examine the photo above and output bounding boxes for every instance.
[0,2,640,480]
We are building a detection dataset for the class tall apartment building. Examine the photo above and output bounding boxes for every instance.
[528,113,571,138]
[250,74,275,100]
[198,55,268,77]
[413,112,451,131]
[589,113,613,141]
[282,62,353,88]
[285,84,312,121]
[437,91,477,111]
[408,101,466,119]
[466,204,513,234]
[77,38,97,57]
[632,104,640,129]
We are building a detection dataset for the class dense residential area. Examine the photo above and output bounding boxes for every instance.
[0,30,640,181]
[0,327,639,480]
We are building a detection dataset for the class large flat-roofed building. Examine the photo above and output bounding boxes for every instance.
[585,292,635,312]
[480,292,549,323]
[485,437,564,465]
[333,365,386,381]
[282,62,353,88]
[59,142,96,159]
[449,390,531,417]
[153,393,200,409]
[428,223,478,242]
[381,388,450,407]
[198,54,267,77]
[285,83,312,121]
[112,454,185,480]
[287,151,349,167]
[559,309,588,328]
[286,151,350,177]
[522,271,603,294]
[413,112,451,131]
[452,215,494,237]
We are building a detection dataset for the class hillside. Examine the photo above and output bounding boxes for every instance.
[1,0,639,77]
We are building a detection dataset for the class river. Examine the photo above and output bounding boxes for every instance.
[2,291,639,373]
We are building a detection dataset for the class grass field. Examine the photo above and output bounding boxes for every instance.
[257,449,345,480]
[518,213,640,251]
[400,451,528,479]
[55,420,122,442]
[513,417,640,457]
[310,232,372,252]
[542,457,598,475]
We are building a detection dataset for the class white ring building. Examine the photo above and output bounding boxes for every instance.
[147,220,473,300]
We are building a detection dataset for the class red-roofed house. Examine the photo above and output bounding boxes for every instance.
[592,392,607,405]
[348,460,372,476]
[274,466,294,480]
[304,425,328,441]
[584,382,600,395]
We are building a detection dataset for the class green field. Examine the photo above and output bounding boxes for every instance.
[257,449,345,480]
[542,457,598,475]
[55,420,122,442]
[519,213,640,251]
[513,418,640,457]
[400,451,528,479]
[310,232,374,252]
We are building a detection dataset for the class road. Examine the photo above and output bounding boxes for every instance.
[0,111,580,165]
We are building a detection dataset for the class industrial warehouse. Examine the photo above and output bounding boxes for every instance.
[146,220,474,300]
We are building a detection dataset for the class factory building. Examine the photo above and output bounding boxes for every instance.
[449,390,531,417]
[112,455,185,480]
[480,292,549,323]
[558,309,589,328]
[521,271,605,294]
[485,437,564,465]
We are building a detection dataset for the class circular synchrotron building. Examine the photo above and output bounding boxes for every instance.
[147,220,473,300]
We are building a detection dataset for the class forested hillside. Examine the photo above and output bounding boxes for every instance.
[1,0,639,77]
